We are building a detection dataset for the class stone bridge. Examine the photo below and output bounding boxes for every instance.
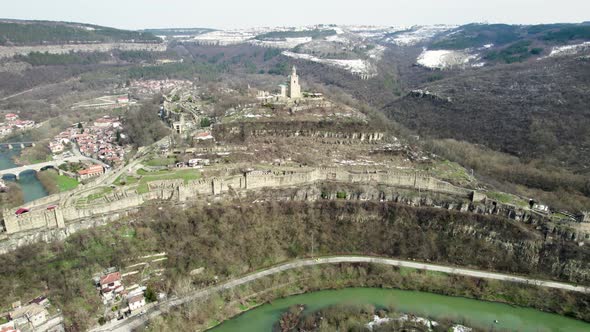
[0,142,36,150]
[0,156,107,179]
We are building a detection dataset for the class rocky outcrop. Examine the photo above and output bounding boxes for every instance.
[246,183,590,245]
[213,121,385,143]
[0,43,166,59]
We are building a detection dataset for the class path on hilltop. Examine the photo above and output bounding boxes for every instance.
[91,255,590,332]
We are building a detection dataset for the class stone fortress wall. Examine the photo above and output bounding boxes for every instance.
[2,167,473,235]
[3,167,590,253]
[3,208,65,234]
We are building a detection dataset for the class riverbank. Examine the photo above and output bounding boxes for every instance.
[11,144,52,166]
[0,149,48,203]
[36,169,79,195]
[0,182,24,217]
[143,263,590,331]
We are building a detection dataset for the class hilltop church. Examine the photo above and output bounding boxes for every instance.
[256,65,311,102]
[279,66,302,100]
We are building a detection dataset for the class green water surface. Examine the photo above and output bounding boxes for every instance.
[211,287,590,332]
[0,149,48,202]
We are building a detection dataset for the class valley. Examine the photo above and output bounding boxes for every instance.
[0,16,588,332]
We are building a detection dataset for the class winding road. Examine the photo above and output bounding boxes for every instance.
[91,256,590,332]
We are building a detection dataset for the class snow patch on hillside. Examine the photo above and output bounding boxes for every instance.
[326,34,348,43]
[548,42,590,57]
[417,49,478,69]
[367,45,387,60]
[343,25,410,39]
[250,37,312,49]
[192,30,257,45]
[388,25,456,46]
[282,51,376,77]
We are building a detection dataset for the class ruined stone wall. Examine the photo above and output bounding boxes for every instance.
[0,209,137,255]
[61,195,145,221]
[245,169,320,190]
[3,208,64,234]
[176,168,471,199]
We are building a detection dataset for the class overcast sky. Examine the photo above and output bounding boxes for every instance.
[2,0,589,30]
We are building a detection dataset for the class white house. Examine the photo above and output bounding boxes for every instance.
[127,295,146,311]
[99,272,124,300]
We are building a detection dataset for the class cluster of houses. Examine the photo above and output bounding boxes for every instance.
[0,114,36,138]
[0,296,54,332]
[94,269,146,321]
[129,79,192,96]
[49,116,127,165]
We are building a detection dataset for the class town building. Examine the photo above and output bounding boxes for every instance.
[4,114,18,122]
[49,142,64,154]
[94,116,121,128]
[0,322,20,332]
[116,95,130,104]
[77,165,105,180]
[0,114,36,139]
[193,131,213,141]
[127,295,146,312]
[99,272,124,301]
[188,158,210,168]
[9,303,48,329]
[28,296,50,307]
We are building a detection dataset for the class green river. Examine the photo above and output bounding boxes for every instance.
[0,149,48,203]
[211,288,590,331]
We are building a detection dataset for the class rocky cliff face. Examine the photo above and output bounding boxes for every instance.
[213,121,385,143]
[241,184,590,284]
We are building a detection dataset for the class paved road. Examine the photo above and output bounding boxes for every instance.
[91,256,590,332]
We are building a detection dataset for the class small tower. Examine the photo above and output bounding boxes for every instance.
[288,66,302,99]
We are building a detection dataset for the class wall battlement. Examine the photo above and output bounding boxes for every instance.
[2,167,473,235]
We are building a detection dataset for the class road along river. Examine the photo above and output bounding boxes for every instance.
[93,256,590,332]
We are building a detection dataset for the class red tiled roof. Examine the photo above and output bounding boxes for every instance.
[15,208,29,215]
[78,165,104,175]
[99,272,121,286]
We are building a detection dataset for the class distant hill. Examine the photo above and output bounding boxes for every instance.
[141,28,215,37]
[381,55,590,172]
[423,23,590,65]
[430,23,590,50]
[0,19,162,45]
[254,29,337,41]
